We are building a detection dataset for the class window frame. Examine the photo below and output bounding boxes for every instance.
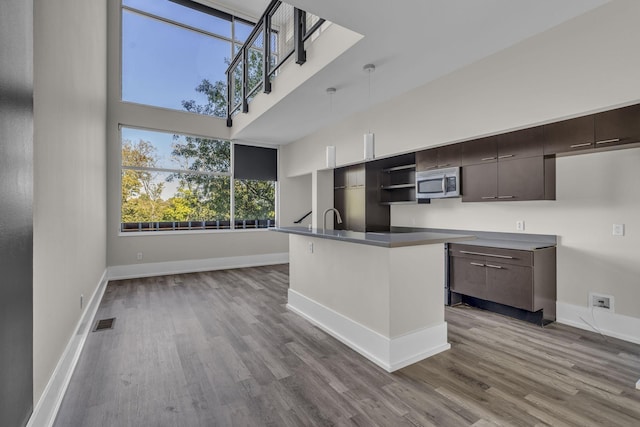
[119,0,277,116]
[118,125,277,236]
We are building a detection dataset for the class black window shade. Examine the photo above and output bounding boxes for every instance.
[234,144,277,181]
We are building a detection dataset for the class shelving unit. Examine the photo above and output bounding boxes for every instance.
[379,161,416,205]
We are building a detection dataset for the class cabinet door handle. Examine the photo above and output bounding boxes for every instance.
[595,138,620,145]
[470,262,485,267]
[481,157,497,161]
[460,250,514,259]
[481,196,497,200]
[498,154,514,159]
[498,195,514,199]
[486,264,503,269]
[570,142,593,148]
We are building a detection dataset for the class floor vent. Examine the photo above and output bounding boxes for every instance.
[93,317,116,332]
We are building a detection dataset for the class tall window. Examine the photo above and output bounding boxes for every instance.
[120,127,276,232]
[121,0,255,117]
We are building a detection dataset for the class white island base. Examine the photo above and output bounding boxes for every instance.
[287,233,451,372]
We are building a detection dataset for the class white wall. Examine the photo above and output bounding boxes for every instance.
[280,0,640,320]
[105,0,288,267]
[33,0,108,402]
[279,173,312,227]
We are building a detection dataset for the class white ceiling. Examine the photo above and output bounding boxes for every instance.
[219,0,609,145]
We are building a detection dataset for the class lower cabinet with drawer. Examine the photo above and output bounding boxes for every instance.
[449,243,556,324]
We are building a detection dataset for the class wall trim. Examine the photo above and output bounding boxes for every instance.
[287,289,450,372]
[557,302,640,345]
[107,252,289,280]
[27,269,109,427]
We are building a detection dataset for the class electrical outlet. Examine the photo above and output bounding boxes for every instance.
[308,242,314,254]
[612,223,625,236]
[136,252,143,261]
[589,292,614,310]
[516,220,525,231]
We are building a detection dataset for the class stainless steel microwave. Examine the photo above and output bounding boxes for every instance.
[416,167,461,200]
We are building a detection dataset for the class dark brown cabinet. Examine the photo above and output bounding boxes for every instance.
[449,243,556,322]
[416,143,462,171]
[461,126,553,202]
[334,163,389,232]
[462,135,498,166]
[544,103,640,155]
[462,163,497,202]
[544,115,595,155]
[594,103,640,147]
[498,127,544,159]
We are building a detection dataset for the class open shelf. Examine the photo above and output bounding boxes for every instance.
[381,163,416,173]
[379,159,416,205]
[380,183,415,190]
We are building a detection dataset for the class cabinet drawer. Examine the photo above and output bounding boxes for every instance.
[449,244,532,267]
[486,263,534,311]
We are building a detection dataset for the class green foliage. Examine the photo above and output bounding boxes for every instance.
[121,49,276,228]
[121,140,166,222]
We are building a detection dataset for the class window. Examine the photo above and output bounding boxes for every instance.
[120,127,276,232]
[121,0,255,117]
[233,144,278,229]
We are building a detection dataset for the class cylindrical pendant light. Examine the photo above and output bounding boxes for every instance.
[363,63,375,160]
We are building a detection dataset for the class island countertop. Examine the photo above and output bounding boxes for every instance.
[272,226,475,248]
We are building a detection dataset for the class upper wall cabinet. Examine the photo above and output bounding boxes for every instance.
[544,103,640,155]
[498,127,544,159]
[594,103,640,148]
[543,115,595,155]
[461,135,498,166]
[461,126,552,202]
[462,127,544,165]
[416,143,462,171]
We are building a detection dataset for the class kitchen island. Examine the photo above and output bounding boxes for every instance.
[273,226,474,372]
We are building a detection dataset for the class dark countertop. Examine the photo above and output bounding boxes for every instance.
[391,227,557,251]
[272,227,475,248]
[450,238,555,251]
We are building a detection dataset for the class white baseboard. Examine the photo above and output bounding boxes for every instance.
[287,289,450,372]
[27,269,109,427]
[107,252,289,280]
[557,302,640,345]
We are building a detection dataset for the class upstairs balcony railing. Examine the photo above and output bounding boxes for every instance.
[225,0,325,127]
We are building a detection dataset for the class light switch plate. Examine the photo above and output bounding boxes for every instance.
[612,224,625,236]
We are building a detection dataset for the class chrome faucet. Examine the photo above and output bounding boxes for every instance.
[322,208,343,233]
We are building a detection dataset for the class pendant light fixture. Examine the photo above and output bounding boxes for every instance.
[326,87,337,168]
[363,63,375,161]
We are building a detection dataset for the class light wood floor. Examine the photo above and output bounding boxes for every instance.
[54,265,640,426]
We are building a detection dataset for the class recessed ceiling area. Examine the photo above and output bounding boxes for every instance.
[225,0,609,145]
